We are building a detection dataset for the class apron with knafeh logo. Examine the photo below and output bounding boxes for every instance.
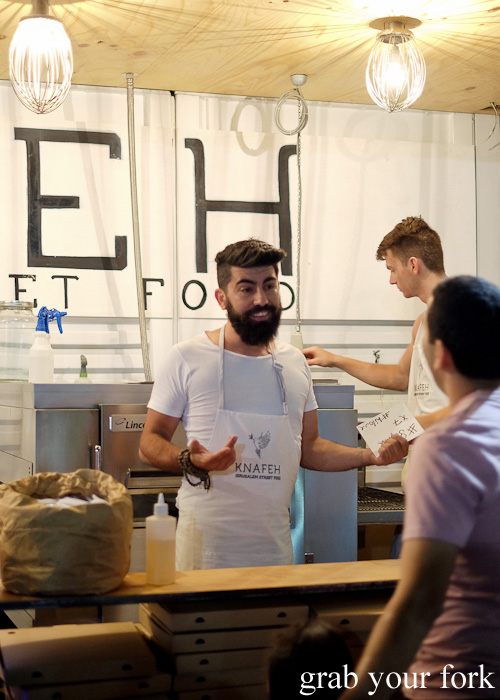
[175,326,300,570]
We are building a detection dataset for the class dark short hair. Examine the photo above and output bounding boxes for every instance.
[428,275,500,381]
[376,217,445,274]
[215,238,286,290]
[267,617,352,699]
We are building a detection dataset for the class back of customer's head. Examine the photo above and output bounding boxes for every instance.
[376,216,445,274]
[267,617,352,699]
[428,275,500,383]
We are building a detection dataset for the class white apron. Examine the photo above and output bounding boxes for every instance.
[407,311,447,417]
[175,326,301,570]
[402,312,448,490]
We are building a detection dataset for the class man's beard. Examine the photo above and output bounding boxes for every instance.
[226,299,282,347]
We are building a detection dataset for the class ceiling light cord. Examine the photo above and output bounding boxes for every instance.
[485,102,500,151]
[294,113,303,336]
[274,85,309,136]
[275,78,308,340]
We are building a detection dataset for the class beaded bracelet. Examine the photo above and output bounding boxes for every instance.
[178,448,212,491]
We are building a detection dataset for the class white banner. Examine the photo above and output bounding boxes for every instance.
[0,84,478,330]
[0,83,175,318]
[174,95,476,325]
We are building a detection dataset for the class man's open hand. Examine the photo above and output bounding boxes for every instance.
[188,435,238,472]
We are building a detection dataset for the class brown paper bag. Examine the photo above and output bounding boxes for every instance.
[0,469,133,595]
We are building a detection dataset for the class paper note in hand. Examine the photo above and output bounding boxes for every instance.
[357,402,424,455]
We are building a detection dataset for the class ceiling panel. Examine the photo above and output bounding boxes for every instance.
[0,0,499,113]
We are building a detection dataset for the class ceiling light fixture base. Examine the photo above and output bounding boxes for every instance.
[369,16,422,31]
[17,0,83,5]
[290,74,307,87]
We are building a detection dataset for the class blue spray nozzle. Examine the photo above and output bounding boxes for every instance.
[50,308,67,334]
[35,307,67,334]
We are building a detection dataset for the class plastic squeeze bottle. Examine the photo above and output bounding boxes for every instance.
[146,493,176,585]
[28,307,67,383]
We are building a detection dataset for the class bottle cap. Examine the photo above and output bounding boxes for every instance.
[80,354,88,378]
[154,492,169,516]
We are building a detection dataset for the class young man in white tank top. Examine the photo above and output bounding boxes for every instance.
[303,217,451,488]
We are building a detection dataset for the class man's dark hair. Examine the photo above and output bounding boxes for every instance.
[428,275,500,381]
[215,238,286,290]
[267,617,352,699]
[376,217,445,274]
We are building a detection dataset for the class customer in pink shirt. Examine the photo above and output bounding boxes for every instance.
[338,275,500,700]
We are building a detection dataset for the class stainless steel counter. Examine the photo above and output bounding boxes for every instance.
[0,382,153,410]
[0,383,156,484]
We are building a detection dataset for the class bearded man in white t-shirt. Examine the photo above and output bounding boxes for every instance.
[139,238,407,570]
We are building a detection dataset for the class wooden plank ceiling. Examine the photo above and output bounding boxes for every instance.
[0,0,499,114]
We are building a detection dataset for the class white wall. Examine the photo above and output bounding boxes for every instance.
[475,113,500,287]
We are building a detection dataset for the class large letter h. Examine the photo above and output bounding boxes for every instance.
[185,138,295,275]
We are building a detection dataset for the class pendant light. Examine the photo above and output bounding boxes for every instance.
[9,0,73,114]
[366,16,425,113]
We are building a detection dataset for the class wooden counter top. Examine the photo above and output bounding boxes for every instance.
[0,559,400,610]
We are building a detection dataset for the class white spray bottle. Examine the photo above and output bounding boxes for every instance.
[146,493,176,585]
[28,307,67,383]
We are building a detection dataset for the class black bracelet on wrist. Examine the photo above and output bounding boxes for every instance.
[178,448,212,491]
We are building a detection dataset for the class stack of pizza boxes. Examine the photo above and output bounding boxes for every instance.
[0,621,173,699]
[138,599,310,700]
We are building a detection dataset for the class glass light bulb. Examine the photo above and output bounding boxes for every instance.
[9,15,73,115]
[366,26,425,113]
